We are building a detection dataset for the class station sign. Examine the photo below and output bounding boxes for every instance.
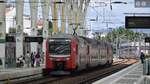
[24,37,43,43]
[135,0,150,7]
[125,16,150,29]
[6,36,15,42]
[145,37,150,42]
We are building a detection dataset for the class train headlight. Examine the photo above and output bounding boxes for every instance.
[65,40,71,42]
[49,39,54,41]
[66,58,70,60]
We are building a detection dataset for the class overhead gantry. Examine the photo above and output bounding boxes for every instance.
[0,0,91,68]
[45,0,90,36]
[65,0,90,36]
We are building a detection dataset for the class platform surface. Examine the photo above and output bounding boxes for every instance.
[0,65,44,83]
[93,63,147,84]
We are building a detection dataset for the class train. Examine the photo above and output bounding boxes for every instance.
[42,33,113,76]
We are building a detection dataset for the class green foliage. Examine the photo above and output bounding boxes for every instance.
[98,27,146,44]
[95,27,148,53]
[9,28,16,34]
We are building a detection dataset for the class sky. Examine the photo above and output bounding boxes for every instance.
[86,0,150,33]
[7,0,150,33]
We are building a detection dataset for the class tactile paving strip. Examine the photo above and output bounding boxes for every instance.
[123,74,141,78]
[114,78,138,84]
[113,64,143,84]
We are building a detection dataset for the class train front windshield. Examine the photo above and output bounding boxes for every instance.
[49,39,71,55]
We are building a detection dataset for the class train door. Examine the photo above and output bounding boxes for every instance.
[99,42,103,63]
[98,42,101,63]
[106,45,109,63]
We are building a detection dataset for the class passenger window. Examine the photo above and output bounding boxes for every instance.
[87,45,89,55]
[76,44,78,54]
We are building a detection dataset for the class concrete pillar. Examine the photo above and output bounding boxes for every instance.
[66,1,73,34]
[0,0,6,68]
[16,0,24,59]
[61,0,66,33]
[80,0,90,36]
[30,0,38,53]
[50,0,58,33]
[73,1,80,35]
[41,0,49,53]
[77,10,84,36]
[67,9,73,34]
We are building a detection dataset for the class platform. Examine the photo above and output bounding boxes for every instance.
[93,62,150,84]
[0,66,44,83]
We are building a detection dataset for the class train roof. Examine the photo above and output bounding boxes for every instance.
[79,36,110,45]
[48,33,73,39]
[48,33,111,46]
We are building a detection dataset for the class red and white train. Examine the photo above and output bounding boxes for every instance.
[42,34,113,76]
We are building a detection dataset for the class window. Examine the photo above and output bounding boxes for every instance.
[49,40,71,55]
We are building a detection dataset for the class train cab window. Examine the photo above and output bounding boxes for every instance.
[49,39,71,55]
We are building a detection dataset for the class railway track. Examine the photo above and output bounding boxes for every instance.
[7,75,65,84]
[48,64,131,84]
[6,59,137,84]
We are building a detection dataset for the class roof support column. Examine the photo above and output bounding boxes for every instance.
[0,0,6,68]
[41,0,49,53]
[51,0,58,33]
[66,0,73,34]
[30,0,38,52]
[16,0,24,60]
[61,0,66,33]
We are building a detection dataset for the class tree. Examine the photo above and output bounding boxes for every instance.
[104,27,142,43]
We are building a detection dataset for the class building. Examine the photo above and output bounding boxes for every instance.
[119,41,150,58]
[5,4,43,35]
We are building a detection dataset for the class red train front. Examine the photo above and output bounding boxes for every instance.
[42,34,113,76]
[42,34,78,75]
